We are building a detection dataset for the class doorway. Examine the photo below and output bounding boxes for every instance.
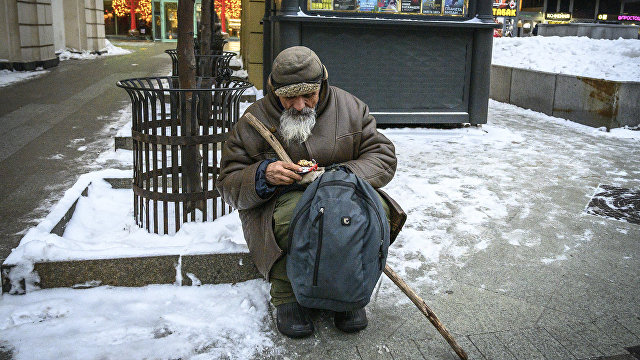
[165,2,178,40]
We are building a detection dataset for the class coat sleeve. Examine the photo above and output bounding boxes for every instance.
[342,105,397,189]
[215,118,275,211]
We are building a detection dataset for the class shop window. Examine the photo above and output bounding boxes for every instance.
[599,0,621,13]
[153,1,161,40]
[104,1,116,35]
[165,2,178,40]
[573,0,596,18]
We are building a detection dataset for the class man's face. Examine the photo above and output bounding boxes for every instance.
[278,90,320,112]
[277,90,320,145]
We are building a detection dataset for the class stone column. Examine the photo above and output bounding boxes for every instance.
[60,0,104,52]
[84,0,105,51]
[0,0,58,70]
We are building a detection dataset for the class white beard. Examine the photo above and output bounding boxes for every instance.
[279,107,317,145]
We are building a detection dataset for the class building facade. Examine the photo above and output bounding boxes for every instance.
[493,0,640,36]
[1,0,106,70]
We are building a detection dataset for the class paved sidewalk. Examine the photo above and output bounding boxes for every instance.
[0,41,174,263]
[259,104,640,360]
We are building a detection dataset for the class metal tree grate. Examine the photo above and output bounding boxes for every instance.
[585,185,640,225]
[117,76,252,234]
[165,49,235,81]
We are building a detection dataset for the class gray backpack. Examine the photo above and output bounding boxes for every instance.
[287,167,390,311]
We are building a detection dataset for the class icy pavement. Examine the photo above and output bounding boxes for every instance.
[382,100,640,287]
[1,100,639,359]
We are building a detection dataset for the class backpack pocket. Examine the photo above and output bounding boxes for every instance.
[308,198,368,304]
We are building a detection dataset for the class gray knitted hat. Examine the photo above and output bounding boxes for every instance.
[270,46,327,97]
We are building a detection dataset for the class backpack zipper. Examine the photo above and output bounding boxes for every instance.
[319,181,387,270]
[312,207,324,286]
[288,180,386,269]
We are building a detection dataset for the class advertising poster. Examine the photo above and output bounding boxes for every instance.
[358,0,376,11]
[421,0,442,14]
[376,0,399,12]
[310,0,332,10]
[334,0,357,10]
[401,0,421,13]
[443,0,464,15]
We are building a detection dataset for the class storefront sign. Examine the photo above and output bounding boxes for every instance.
[492,0,517,17]
[493,8,516,16]
[545,12,571,21]
[618,15,640,21]
[597,13,618,21]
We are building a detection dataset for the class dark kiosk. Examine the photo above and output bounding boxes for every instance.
[263,0,497,125]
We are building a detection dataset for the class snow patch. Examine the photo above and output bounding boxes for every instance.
[492,36,640,81]
[0,68,48,88]
[0,281,275,360]
[58,40,131,61]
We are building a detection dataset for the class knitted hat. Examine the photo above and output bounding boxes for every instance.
[270,46,327,97]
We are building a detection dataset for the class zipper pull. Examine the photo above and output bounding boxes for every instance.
[313,207,324,225]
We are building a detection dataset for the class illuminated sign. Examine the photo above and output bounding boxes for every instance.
[597,13,621,21]
[493,8,516,16]
[618,15,640,21]
[545,12,571,20]
[493,0,517,17]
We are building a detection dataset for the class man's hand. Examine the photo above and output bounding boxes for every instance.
[265,161,303,185]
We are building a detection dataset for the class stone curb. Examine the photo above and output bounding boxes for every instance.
[489,65,640,129]
[0,178,260,294]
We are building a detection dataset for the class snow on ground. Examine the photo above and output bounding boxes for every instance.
[3,175,247,267]
[0,40,131,88]
[58,39,131,61]
[492,36,640,81]
[0,280,275,360]
[2,99,639,358]
[0,68,48,88]
[6,99,639,271]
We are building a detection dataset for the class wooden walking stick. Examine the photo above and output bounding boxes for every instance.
[244,112,468,360]
[383,265,467,360]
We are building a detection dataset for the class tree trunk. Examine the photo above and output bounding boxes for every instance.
[199,0,212,76]
[212,11,225,54]
[130,3,137,31]
[220,0,226,33]
[177,0,203,212]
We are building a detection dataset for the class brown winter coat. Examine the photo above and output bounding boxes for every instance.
[215,80,406,278]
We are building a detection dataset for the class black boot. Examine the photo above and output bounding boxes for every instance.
[334,308,368,333]
[276,302,314,338]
